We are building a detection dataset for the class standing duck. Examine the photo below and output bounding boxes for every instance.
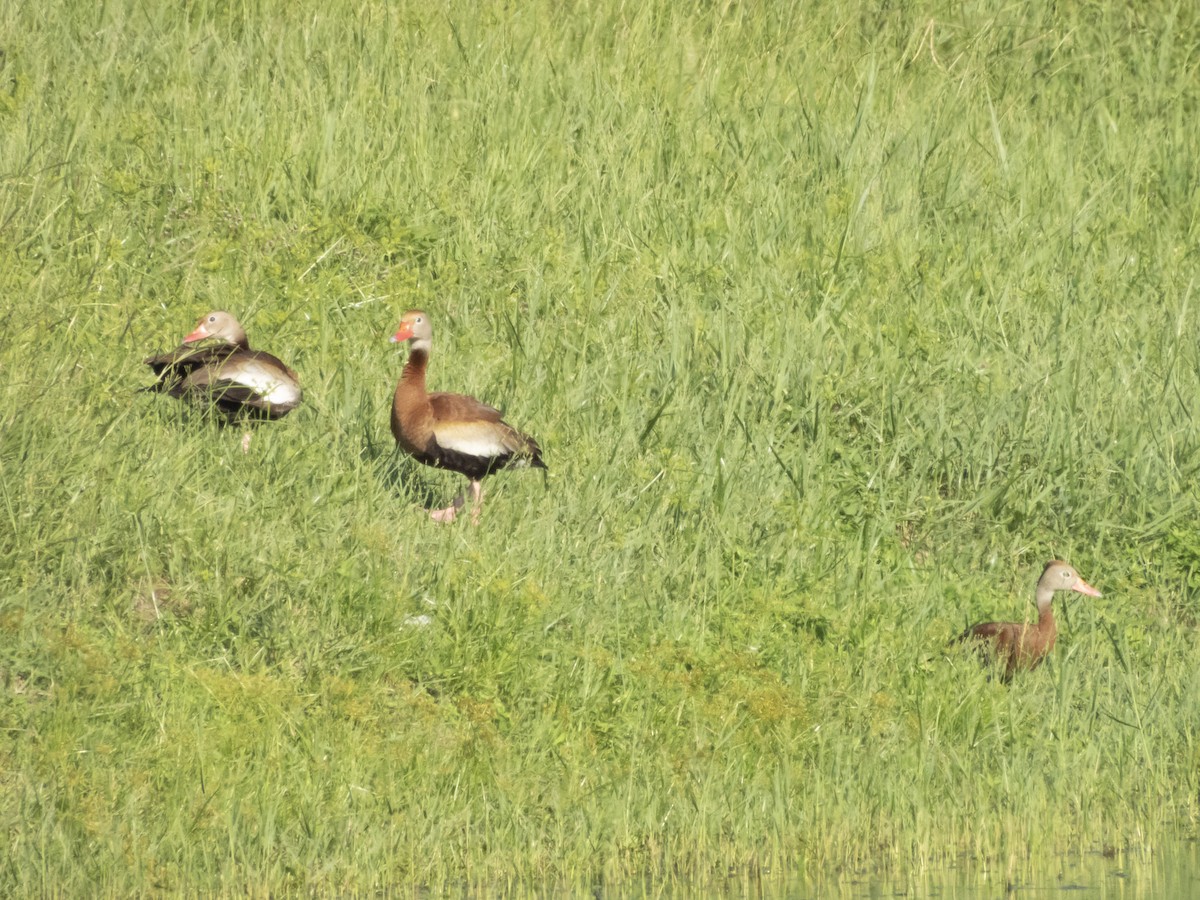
[389,309,546,523]
[957,560,1101,680]
[144,310,302,451]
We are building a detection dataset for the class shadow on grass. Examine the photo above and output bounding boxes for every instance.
[359,427,551,516]
[360,430,442,512]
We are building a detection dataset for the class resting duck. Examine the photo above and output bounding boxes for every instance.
[144,310,302,451]
[957,560,1101,680]
[389,309,546,523]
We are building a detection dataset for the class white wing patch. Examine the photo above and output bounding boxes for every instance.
[231,361,301,406]
[434,421,524,459]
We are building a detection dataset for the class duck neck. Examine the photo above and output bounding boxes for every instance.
[221,328,251,350]
[400,345,429,395]
[1034,586,1056,630]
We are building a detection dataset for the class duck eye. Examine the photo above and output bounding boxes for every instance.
[209,315,217,323]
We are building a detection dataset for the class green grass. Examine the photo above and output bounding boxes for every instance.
[3,0,1200,893]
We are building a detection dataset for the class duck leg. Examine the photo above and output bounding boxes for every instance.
[468,479,484,525]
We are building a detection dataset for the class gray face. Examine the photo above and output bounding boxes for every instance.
[404,311,432,341]
[187,311,247,345]
[1053,564,1079,587]
[1042,562,1101,598]
[202,312,244,341]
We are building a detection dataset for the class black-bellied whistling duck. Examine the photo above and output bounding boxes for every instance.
[144,310,302,452]
[957,560,1101,680]
[390,309,546,523]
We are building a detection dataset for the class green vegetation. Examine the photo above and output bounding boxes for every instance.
[2,0,1199,893]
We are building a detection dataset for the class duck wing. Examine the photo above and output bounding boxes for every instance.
[428,391,503,423]
[185,351,302,418]
[421,392,544,477]
[144,343,237,389]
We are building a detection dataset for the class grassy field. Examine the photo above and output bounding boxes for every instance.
[2,0,1200,893]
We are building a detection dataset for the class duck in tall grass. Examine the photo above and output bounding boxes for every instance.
[389,309,545,523]
[956,560,1101,681]
[144,311,302,452]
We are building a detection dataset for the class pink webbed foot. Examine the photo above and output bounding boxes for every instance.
[428,493,465,524]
